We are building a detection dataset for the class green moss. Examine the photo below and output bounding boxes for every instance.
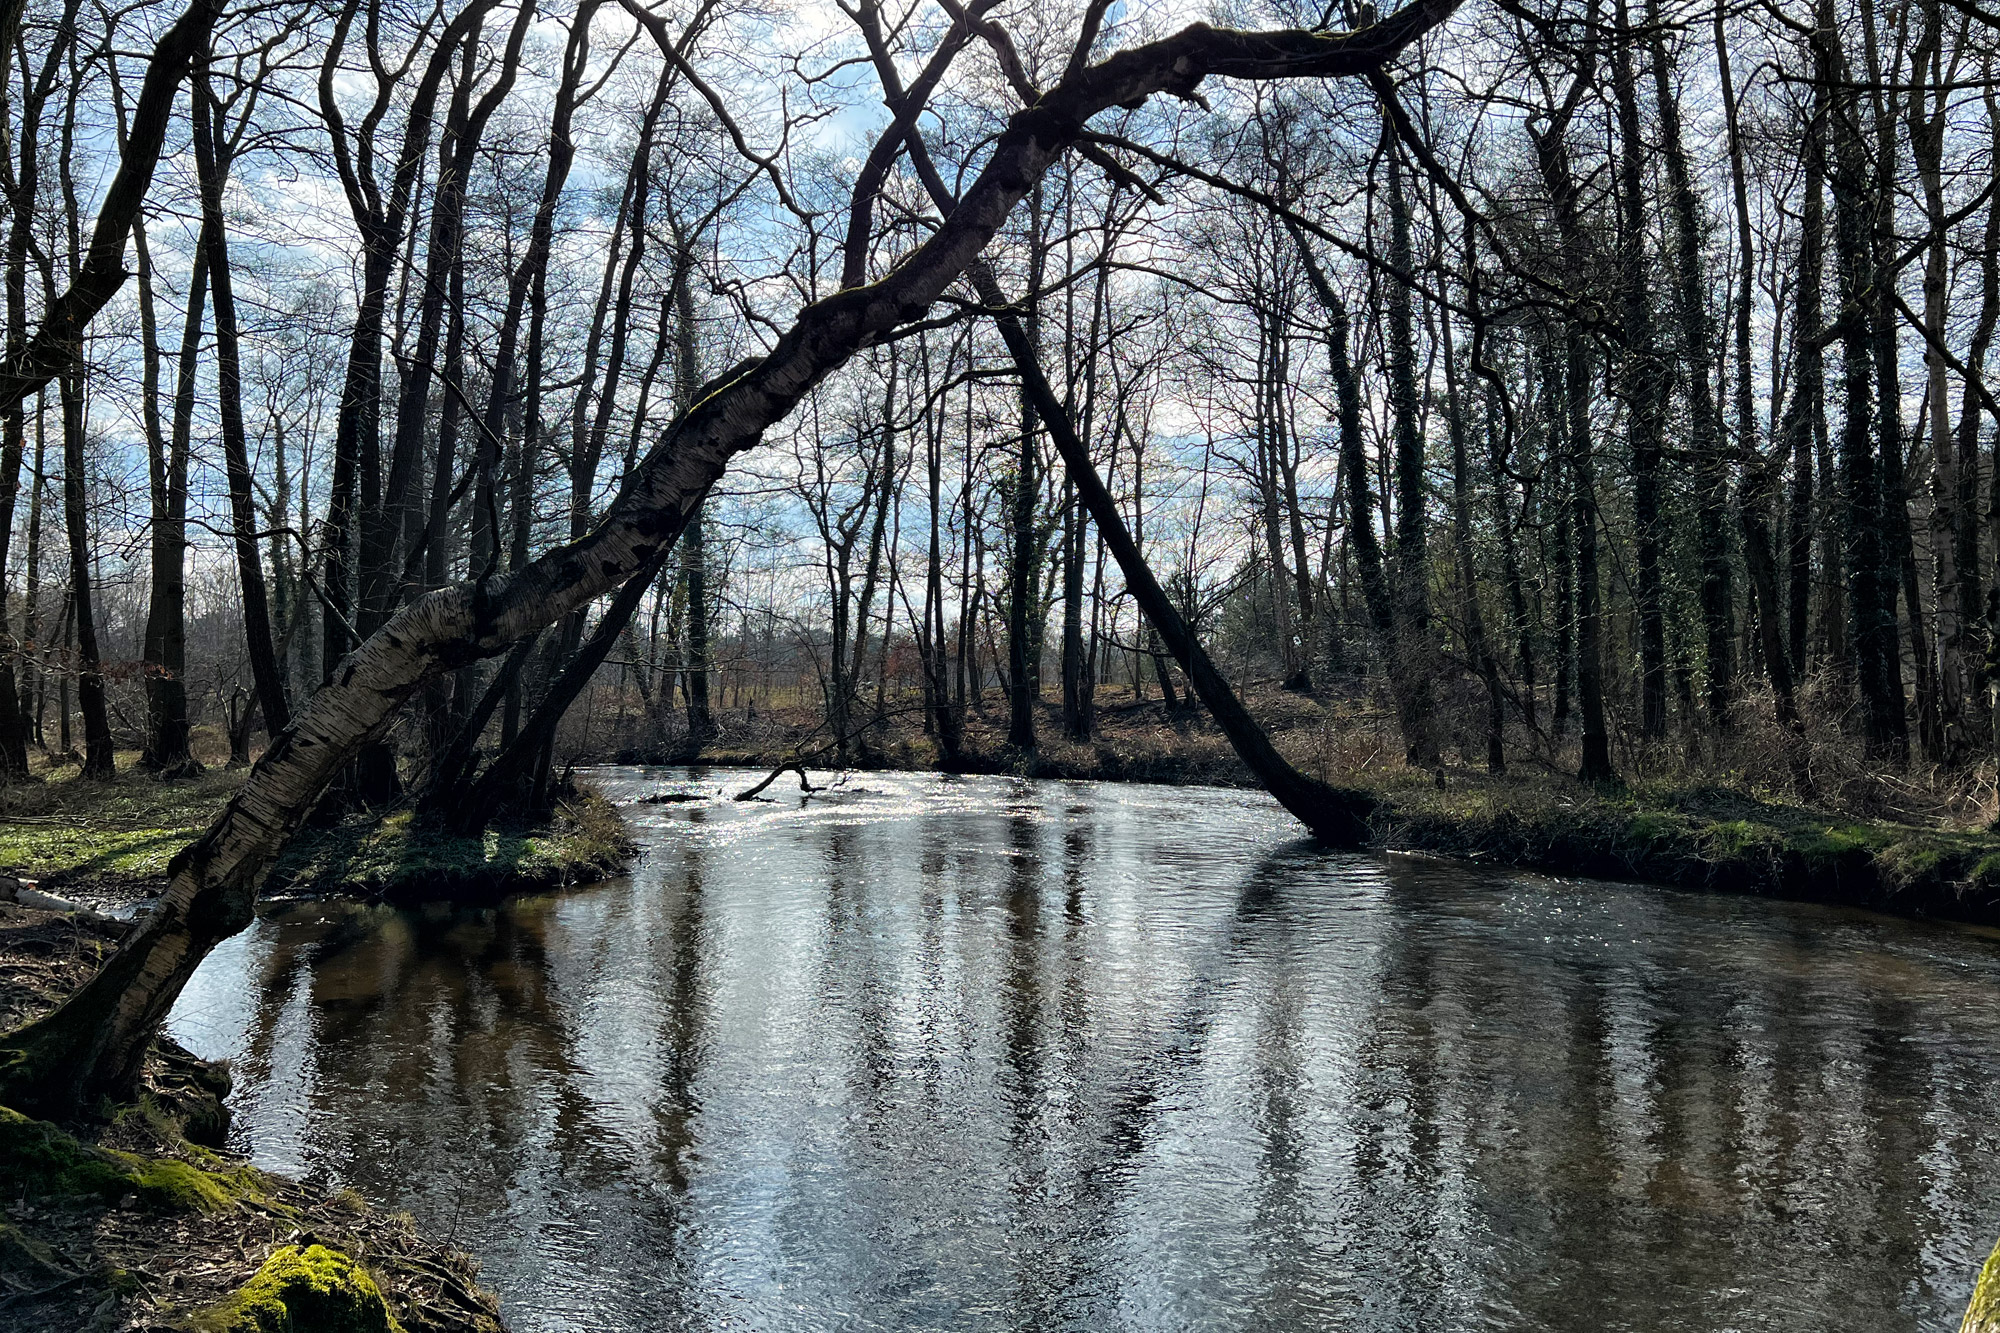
[0,1104,262,1213]
[1621,810,1682,847]
[1969,852,2000,888]
[0,760,247,886]
[1793,822,1881,864]
[125,1156,237,1212]
[0,1104,136,1201]
[1965,1232,2000,1332]
[1873,836,1950,889]
[1699,819,1783,860]
[192,1244,404,1333]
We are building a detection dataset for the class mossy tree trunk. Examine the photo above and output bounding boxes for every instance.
[1379,118,1442,767]
[1611,0,1667,743]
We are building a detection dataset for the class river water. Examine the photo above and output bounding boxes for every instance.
[167,768,2000,1332]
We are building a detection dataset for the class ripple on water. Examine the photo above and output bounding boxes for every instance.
[169,767,2000,1332]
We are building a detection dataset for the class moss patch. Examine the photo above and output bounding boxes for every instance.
[192,1244,404,1333]
[273,789,634,904]
[126,1156,242,1213]
[0,1104,263,1213]
[0,1103,140,1201]
[1966,1232,2000,1333]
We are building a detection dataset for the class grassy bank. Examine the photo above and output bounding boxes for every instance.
[1366,770,2000,922]
[0,750,635,907]
[0,900,505,1331]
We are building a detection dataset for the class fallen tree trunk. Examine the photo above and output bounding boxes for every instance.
[0,0,1457,1115]
[972,262,1376,845]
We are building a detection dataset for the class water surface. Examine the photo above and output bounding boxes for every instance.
[169,768,2000,1332]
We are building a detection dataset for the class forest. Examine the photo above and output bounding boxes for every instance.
[2,0,2000,1325]
[1,0,1997,809]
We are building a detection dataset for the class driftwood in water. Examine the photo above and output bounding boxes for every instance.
[735,764,822,801]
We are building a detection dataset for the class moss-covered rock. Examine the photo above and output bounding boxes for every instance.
[0,1103,262,1212]
[1966,1233,2000,1333]
[128,1155,239,1212]
[0,1103,135,1200]
[193,1244,403,1333]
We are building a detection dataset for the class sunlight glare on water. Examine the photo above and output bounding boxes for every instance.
[167,768,2000,1332]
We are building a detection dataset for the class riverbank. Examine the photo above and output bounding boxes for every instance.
[0,897,506,1330]
[0,751,635,1328]
[659,686,2000,926]
[0,751,635,910]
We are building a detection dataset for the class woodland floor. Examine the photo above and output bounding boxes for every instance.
[0,741,633,911]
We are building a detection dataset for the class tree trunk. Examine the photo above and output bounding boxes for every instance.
[1966,87,2000,759]
[1380,124,1441,767]
[1862,0,1920,762]
[676,254,713,752]
[1007,182,1046,750]
[192,76,290,743]
[1255,315,1303,690]
[1613,0,1667,741]
[1648,0,1732,730]
[58,371,110,778]
[137,218,201,775]
[1291,234,1407,741]
[1549,343,1573,731]
[1716,6,1803,747]
[979,259,1375,841]
[1528,83,1613,778]
[1569,332,1615,782]
[1442,307,1502,772]
[1818,0,1903,762]
[22,397,46,749]
[1788,85,1829,687]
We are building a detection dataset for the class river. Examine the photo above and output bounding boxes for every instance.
[167,767,2000,1331]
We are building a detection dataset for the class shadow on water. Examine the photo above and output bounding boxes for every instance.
[167,768,2000,1333]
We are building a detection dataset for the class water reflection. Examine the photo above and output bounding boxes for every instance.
[168,769,2000,1332]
